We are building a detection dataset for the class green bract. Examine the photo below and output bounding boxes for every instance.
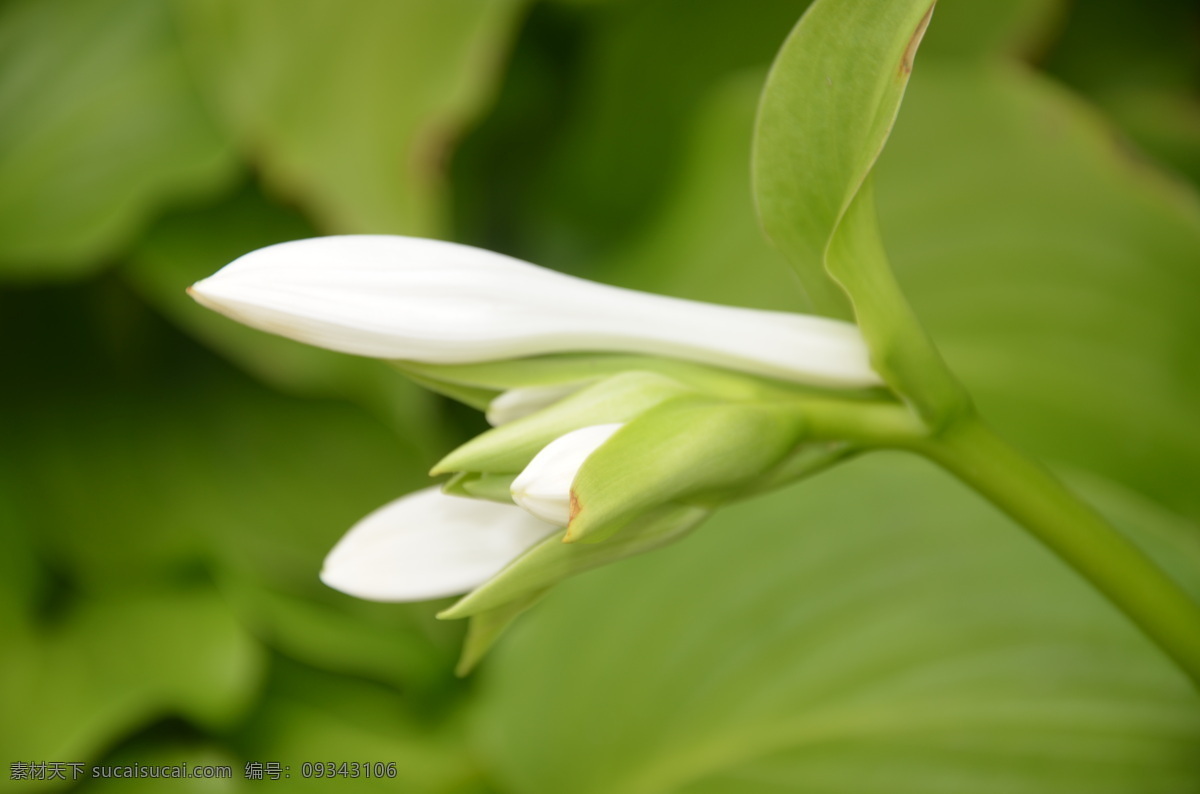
[754,0,966,424]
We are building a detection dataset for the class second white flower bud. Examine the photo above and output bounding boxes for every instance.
[510,424,624,526]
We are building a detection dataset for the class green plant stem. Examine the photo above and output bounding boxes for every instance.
[920,415,1200,688]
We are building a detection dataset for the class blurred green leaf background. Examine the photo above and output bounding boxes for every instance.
[2,0,1199,791]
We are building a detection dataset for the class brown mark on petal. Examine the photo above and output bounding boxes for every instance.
[900,3,935,77]
[569,490,581,524]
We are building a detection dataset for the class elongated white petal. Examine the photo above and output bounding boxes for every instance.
[320,487,559,602]
[486,382,590,426]
[510,424,624,525]
[188,235,881,388]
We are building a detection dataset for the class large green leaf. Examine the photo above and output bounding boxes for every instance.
[236,661,491,794]
[78,739,240,794]
[0,0,237,278]
[875,54,1200,522]
[596,71,807,313]
[1043,0,1200,188]
[5,349,430,595]
[1,590,263,766]
[917,0,1064,61]
[0,281,458,701]
[174,0,527,237]
[476,454,1200,793]
[223,581,460,700]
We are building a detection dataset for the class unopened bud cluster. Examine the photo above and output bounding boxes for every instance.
[189,234,883,669]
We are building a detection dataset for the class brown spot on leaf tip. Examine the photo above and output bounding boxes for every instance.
[901,4,935,76]
[569,490,581,523]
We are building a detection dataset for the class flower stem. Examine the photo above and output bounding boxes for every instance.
[920,415,1200,687]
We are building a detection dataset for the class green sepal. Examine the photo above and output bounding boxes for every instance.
[440,472,516,504]
[432,371,695,476]
[398,353,869,403]
[455,588,549,676]
[398,368,499,411]
[438,504,710,620]
[738,440,858,499]
[396,354,617,391]
[565,396,808,543]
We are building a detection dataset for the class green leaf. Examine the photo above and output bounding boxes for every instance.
[239,661,491,793]
[0,0,236,278]
[6,352,430,594]
[874,52,1200,522]
[174,0,527,237]
[596,71,810,314]
[568,397,806,542]
[1,590,264,762]
[1043,0,1200,188]
[459,0,813,264]
[78,738,240,794]
[432,371,694,475]
[476,454,1200,793]
[918,0,1065,61]
[223,580,459,696]
[0,465,42,632]
[0,283,458,697]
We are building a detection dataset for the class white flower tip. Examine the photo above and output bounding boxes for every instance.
[510,424,624,526]
[185,282,217,312]
[320,487,558,602]
[485,382,589,426]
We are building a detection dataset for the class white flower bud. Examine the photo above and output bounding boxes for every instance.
[188,235,881,388]
[320,487,558,602]
[510,424,624,526]
[485,382,589,426]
